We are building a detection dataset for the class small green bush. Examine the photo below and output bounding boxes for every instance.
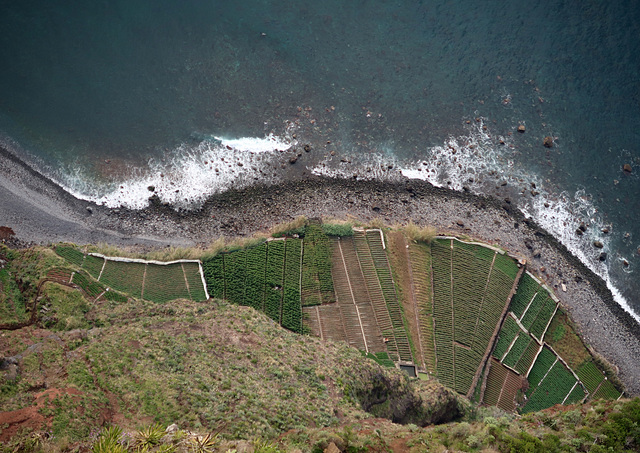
[321,222,354,237]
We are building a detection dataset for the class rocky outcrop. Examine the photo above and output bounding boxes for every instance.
[350,367,463,426]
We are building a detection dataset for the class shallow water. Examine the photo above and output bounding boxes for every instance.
[0,1,638,317]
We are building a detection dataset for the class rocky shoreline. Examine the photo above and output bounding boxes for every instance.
[1,144,639,395]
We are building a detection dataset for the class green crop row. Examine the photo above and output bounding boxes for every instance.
[513,340,540,376]
[509,273,539,319]
[265,241,285,322]
[282,239,303,333]
[521,292,547,330]
[244,243,267,311]
[592,379,622,400]
[565,384,586,405]
[526,346,557,396]
[492,252,520,280]
[182,262,208,301]
[71,271,104,298]
[529,297,556,340]
[576,360,606,394]
[82,255,105,279]
[202,255,225,299]
[493,316,520,359]
[223,249,247,305]
[55,245,85,267]
[502,333,531,368]
[300,224,334,305]
[99,260,145,299]
[143,263,190,303]
[522,361,576,413]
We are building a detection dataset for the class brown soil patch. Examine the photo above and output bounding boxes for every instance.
[0,226,15,241]
[0,388,82,442]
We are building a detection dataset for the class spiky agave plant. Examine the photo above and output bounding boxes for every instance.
[188,432,219,453]
[134,423,165,448]
[92,426,127,453]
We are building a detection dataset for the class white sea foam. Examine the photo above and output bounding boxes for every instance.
[60,133,294,210]
[309,120,639,323]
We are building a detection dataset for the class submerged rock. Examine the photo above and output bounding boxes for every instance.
[543,136,554,148]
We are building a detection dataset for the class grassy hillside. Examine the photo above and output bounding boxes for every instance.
[0,219,637,452]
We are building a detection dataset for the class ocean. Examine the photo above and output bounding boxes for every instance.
[0,1,638,320]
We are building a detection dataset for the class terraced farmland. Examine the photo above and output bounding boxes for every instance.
[54,223,624,413]
[430,238,520,396]
[55,249,209,304]
[201,239,304,333]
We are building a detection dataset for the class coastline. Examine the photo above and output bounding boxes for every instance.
[1,145,639,395]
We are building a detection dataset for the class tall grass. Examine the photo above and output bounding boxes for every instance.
[403,221,437,244]
[270,216,307,238]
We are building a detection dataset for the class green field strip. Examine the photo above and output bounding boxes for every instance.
[474,245,497,263]
[509,272,539,319]
[265,240,285,323]
[55,245,85,267]
[564,383,587,405]
[502,333,531,368]
[431,239,454,387]
[520,292,547,330]
[244,243,267,311]
[513,340,540,375]
[300,224,334,306]
[142,263,190,303]
[99,260,145,298]
[471,266,513,355]
[526,346,557,397]
[451,245,483,348]
[454,345,481,395]
[83,255,105,279]
[182,262,208,301]
[493,315,520,359]
[576,360,606,394]
[492,252,519,280]
[591,379,622,400]
[223,249,247,305]
[71,271,105,298]
[522,360,577,413]
[202,255,225,299]
[281,239,303,333]
[529,297,557,340]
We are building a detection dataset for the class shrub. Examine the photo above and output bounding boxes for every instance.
[92,426,126,453]
[134,423,165,448]
[321,222,354,237]
[403,221,437,244]
[271,216,307,238]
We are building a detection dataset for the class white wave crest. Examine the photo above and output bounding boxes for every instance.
[61,133,294,210]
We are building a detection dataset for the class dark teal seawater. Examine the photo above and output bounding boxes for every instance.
[0,1,638,314]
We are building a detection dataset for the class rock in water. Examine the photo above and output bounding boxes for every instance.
[593,240,604,249]
[599,252,607,261]
[623,163,632,173]
[543,136,554,148]
[517,124,526,133]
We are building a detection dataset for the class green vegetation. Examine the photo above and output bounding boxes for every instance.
[403,221,437,244]
[300,223,335,306]
[0,220,632,451]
